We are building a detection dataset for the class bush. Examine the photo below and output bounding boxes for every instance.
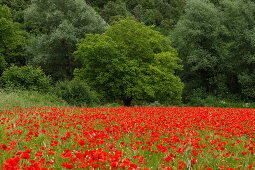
[0,65,51,92]
[186,88,208,107]
[186,88,255,108]
[53,80,99,107]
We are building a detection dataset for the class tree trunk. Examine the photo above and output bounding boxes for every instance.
[123,97,132,107]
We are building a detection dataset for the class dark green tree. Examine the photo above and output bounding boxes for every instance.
[87,0,185,34]
[172,0,255,101]
[172,0,222,99]
[220,0,255,99]
[101,0,131,23]
[74,19,183,106]
[25,0,107,81]
[85,0,111,8]
[125,0,185,32]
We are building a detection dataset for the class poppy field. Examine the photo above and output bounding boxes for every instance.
[0,106,254,170]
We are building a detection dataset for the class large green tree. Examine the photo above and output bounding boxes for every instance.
[74,19,183,106]
[172,0,255,101]
[0,4,27,75]
[25,0,107,80]
[222,0,255,99]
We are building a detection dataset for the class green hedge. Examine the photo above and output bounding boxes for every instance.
[53,80,99,107]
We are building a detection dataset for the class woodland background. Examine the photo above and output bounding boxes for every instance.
[0,0,255,108]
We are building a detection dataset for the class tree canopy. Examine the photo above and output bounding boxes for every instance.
[100,0,131,23]
[172,0,255,101]
[1,0,30,24]
[0,4,27,75]
[74,19,183,106]
[25,0,108,81]
[85,0,185,35]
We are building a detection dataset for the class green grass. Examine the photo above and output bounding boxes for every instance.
[0,89,67,109]
[0,89,254,109]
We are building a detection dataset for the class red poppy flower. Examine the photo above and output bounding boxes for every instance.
[62,162,73,169]
[21,152,30,159]
[1,144,7,150]
[78,139,85,146]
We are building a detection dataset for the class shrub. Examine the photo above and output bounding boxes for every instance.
[186,88,255,108]
[0,65,51,92]
[186,88,208,107]
[53,80,99,107]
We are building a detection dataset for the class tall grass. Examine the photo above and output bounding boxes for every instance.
[0,90,67,109]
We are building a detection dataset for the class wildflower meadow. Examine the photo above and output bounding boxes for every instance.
[0,106,254,169]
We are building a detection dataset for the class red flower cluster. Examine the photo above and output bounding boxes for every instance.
[0,106,254,169]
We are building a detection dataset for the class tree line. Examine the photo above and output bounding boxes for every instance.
[0,0,254,106]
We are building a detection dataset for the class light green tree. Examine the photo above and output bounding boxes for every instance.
[74,19,183,106]
[0,4,27,75]
[25,0,107,80]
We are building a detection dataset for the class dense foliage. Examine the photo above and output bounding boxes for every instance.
[0,4,27,75]
[87,0,185,34]
[172,0,255,102]
[1,0,30,24]
[25,0,107,80]
[0,65,51,92]
[74,19,183,106]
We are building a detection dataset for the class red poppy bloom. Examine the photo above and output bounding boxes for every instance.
[21,152,30,159]
[1,144,7,150]
[78,139,85,146]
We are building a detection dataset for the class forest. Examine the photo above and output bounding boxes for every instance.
[0,0,255,107]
